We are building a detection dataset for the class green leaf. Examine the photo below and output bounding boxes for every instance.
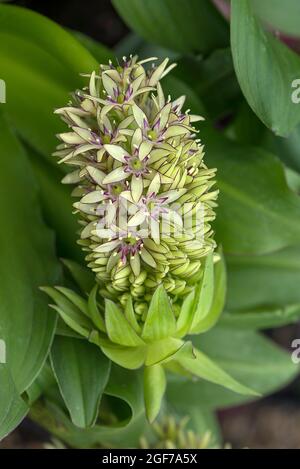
[29,153,83,263]
[62,258,95,294]
[205,127,300,254]
[105,300,145,347]
[31,366,147,448]
[125,296,142,334]
[100,345,146,370]
[144,365,166,423]
[272,124,300,173]
[226,246,300,310]
[175,291,195,337]
[252,0,300,37]
[112,0,229,54]
[0,114,59,396]
[51,305,90,339]
[176,346,258,397]
[145,338,188,366]
[88,286,106,332]
[40,287,93,331]
[142,285,176,341]
[50,336,111,428]
[0,365,28,441]
[0,4,98,159]
[162,71,300,256]
[190,253,214,330]
[55,286,89,317]
[220,304,300,330]
[231,0,300,137]
[167,327,298,409]
[191,251,226,334]
[175,49,240,120]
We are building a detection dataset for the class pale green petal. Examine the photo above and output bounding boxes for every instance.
[81,191,105,204]
[103,167,128,184]
[104,144,129,163]
[86,166,106,185]
[128,211,147,227]
[95,240,120,253]
[132,103,148,128]
[131,175,143,203]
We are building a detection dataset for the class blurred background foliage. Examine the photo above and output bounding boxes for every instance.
[1,0,300,448]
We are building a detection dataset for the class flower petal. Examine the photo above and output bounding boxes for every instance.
[104,144,129,162]
[103,167,128,184]
[128,211,147,227]
[131,175,144,203]
[81,191,105,204]
[86,166,106,185]
[132,103,148,129]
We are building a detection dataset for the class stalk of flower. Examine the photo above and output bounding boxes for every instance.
[44,55,258,423]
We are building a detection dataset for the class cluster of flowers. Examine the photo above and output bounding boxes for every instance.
[54,56,218,312]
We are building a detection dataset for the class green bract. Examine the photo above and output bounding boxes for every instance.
[45,57,257,422]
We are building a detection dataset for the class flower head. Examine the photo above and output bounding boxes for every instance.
[54,56,218,309]
[44,57,250,424]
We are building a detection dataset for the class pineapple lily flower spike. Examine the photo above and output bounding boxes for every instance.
[43,55,258,423]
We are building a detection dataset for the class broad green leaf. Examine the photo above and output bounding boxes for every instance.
[55,286,89,317]
[0,365,28,441]
[191,251,226,334]
[167,327,298,409]
[175,49,240,120]
[220,304,300,330]
[226,246,300,310]
[252,0,300,37]
[0,5,98,75]
[0,4,99,159]
[40,287,93,330]
[115,32,179,62]
[231,0,300,137]
[51,336,111,428]
[272,123,300,173]
[162,72,300,255]
[26,363,57,405]
[62,258,95,294]
[144,365,166,422]
[112,0,228,54]
[175,291,195,337]
[142,285,176,341]
[105,300,144,347]
[0,115,59,395]
[205,127,300,254]
[30,366,148,448]
[51,305,90,339]
[29,153,82,262]
[125,296,141,334]
[177,347,258,397]
[88,286,106,332]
